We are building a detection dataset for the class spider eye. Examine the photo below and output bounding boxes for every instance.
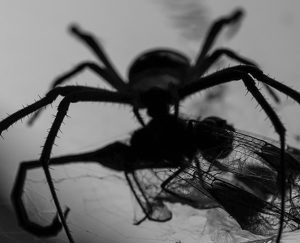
[128,49,190,85]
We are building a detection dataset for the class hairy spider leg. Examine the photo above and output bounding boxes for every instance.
[193,9,243,71]
[184,8,242,83]
[70,25,125,87]
[12,160,71,237]
[27,63,125,125]
[0,86,127,134]
[191,48,280,103]
[50,63,123,91]
[178,65,300,243]
[0,87,132,243]
[230,65,300,103]
[0,86,94,133]
[234,65,300,236]
[59,25,152,126]
[36,91,132,243]
[181,8,279,103]
[174,8,276,114]
[11,142,131,236]
[27,25,129,125]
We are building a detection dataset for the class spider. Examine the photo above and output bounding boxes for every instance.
[1,8,299,243]
[27,8,279,126]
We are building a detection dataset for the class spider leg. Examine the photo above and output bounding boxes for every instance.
[57,25,155,127]
[70,25,126,89]
[179,67,290,243]
[26,60,131,125]
[11,141,135,237]
[11,160,71,237]
[51,63,145,128]
[231,65,300,105]
[35,90,131,242]
[190,48,280,103]
[0,86,125,134]
[179,67,287,140]
[192,9,243,76]
[51,62,128,92]
[27,24,131,125]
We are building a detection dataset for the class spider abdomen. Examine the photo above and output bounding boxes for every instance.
[128,49,190,90]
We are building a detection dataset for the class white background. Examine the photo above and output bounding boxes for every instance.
[0,0,300,242]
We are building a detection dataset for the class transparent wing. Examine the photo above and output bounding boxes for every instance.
[126,168,172,224]
[204,208,277,243]
[163,124,300,237]
[127,164,219,224]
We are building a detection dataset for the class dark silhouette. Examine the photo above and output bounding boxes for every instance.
[1,9,300,243]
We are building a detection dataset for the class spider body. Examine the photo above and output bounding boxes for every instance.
[1,8,300,243]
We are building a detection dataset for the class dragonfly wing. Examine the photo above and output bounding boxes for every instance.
[126,168,173,223]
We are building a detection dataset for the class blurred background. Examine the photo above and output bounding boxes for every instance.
[0,0,300,242]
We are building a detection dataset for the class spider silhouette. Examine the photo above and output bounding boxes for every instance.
[27,8,279,126]
[1,8,299,243]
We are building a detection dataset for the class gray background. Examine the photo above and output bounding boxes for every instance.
[0,0,299,242]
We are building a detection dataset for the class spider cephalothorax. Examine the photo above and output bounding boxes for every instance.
[128,50,190,118]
